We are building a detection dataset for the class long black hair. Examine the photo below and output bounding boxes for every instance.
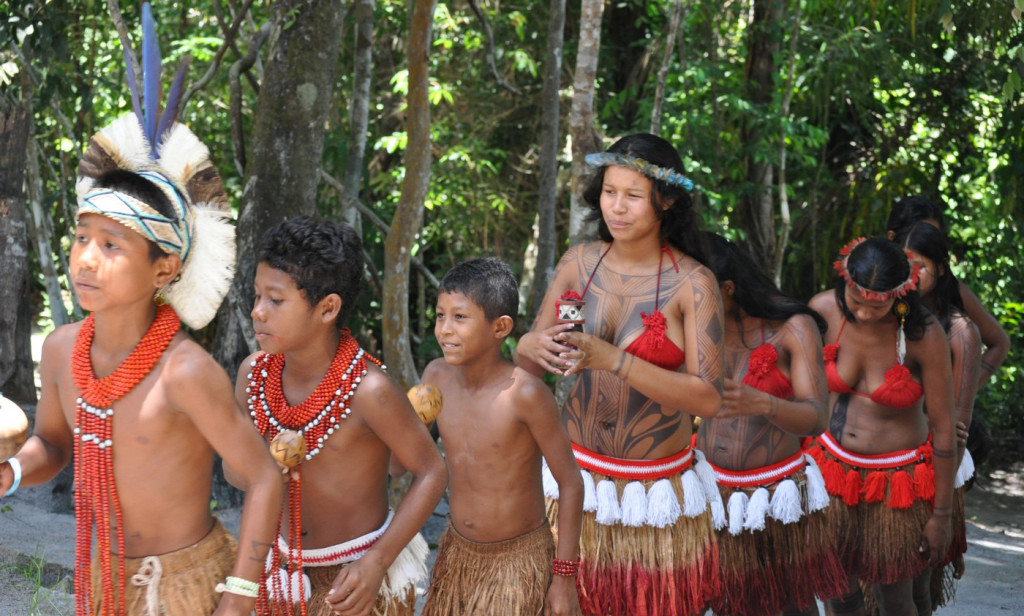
[834,237,929,341]
[705,233,827,334]
[582,134,708,264]
[886,195,945,235]
[894,222,964,332]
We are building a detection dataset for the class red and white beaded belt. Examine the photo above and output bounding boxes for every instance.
[709,449,806,488]
[570,442,693,480]
[817,432,927,470]
[278,510,392,566]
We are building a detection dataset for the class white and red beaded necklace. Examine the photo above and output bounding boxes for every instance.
[246,330,382,615]
[71,304,180,616]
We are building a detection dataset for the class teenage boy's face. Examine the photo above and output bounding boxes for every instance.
[251,262,319,354]
[70,213,173,312]
[434,291,497,365]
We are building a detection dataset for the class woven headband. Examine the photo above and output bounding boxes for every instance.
[78,170,193,261]
[833,237,920,302]
[585,152,694,191]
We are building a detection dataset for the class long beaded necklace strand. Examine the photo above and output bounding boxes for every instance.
[246,330,382,615]
[71,304,180,616]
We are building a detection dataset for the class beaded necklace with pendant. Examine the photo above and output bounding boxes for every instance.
[246,330,383,615]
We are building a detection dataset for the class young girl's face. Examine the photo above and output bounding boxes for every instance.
[599,165,662,244]
[906,250,939,299]
[844,286,896,325]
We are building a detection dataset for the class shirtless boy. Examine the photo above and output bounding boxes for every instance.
[420,257,583,616]
[235,217,447,616]
[0,112,283,615]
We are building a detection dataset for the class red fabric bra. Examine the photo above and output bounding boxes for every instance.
[580,244,686,371]
[741,324,794,399]
[823,319,923,408]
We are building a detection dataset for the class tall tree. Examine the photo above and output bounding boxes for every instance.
[568,0,606,245]
[340,0,376,236]
[214,0,348,376]
[0,99,35,404]
[529,0,567,315]
[383,0,439,389]
[737,0,785,270]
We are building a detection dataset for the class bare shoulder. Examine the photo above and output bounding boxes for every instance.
[350,362,407,415]
[918,318,953,355]
[421,357,454,385]
[808,290,837,316]
[509,365,558,419]
[161,333,231,392]
[949,313,981,347]
[40,321,82,363]
[782,313,821,339]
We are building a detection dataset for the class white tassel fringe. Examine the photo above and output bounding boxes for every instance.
[769,479,803,524]
[581,470,597,513]
[680,469,708,518]
[954,449,975,489]
[541,459,559,499]
[620,481,648,527]
[595,480,622,525]
[727,491,748,536]
[645,478,681,528]
[743,487,770,531]
[381,533,429,600]
[803,454,830,513]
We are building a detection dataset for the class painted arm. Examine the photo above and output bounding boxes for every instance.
[960,282,1009,387]
[918,323,956,567]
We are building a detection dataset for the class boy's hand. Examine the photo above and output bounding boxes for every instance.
[0,460,15,496]
[325,557,387,615]
[212,591,256,616]
[545,575,582,616]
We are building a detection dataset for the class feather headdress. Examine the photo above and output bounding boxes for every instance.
[75,2,235,330]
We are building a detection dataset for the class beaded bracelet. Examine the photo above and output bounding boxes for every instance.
[551,558,580,577]
[4,458,22,497]
[215,575,259,598]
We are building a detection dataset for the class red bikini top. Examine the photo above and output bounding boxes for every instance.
[580,244,686,371]
[741,324,794,399]
[823,319,923,408]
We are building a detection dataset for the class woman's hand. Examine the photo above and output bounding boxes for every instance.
[717,379,771,418]
[518,323,578,375]
[557,331,623,377]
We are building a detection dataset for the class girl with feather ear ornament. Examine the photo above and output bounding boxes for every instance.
[807,237,957,616]
[0,4,284,615]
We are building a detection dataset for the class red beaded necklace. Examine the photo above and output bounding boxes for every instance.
[70,304,180,616]
[247,330,382,615]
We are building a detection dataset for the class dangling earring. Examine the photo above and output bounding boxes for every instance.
[154,292,168,306]
[894,299,910,364]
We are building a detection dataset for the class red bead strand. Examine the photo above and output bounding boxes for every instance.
[71,305,180,616]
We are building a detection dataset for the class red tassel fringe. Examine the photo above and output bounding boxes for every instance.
[842,469,862,506]
[914,463,935,501]
[888,470,914,509]
[862,471,888,503]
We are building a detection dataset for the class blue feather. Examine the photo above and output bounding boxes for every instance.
[141,2,161,156]
[122,46,143,128]
[156,57,191,150]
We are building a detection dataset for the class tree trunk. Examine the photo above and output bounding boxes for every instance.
[383,0,438,391]
[568,0,606,246]
[529,0,567,317]
[341,0,376,236]
[0,101,36,405]
[738,0,785,269]
[650,0,683,135]
[214,0,348,379]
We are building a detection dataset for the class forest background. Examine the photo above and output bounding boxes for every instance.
[0,0,1021,507]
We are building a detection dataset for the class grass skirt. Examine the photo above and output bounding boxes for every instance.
[546,459,719,616]
[808,438,934,585]
[90,517,236,616]
[421,519,554,616]
[297,563,415,616]
[708,455,847,615]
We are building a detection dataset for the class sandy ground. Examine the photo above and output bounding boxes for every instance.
[1,466,1022,615]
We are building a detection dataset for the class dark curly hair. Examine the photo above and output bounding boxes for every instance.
[439,257,519,324]
[833,237,929,341]
[895,222,964,333]
[705,233,826,334]
[886,195,945,236]
[93,169,178,261]
[257,216,364,329]
[582,134,707,264]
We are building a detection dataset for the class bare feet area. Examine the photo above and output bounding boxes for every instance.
[2,446,1022,615]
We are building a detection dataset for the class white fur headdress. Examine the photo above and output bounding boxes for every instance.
[75,3,235,330]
